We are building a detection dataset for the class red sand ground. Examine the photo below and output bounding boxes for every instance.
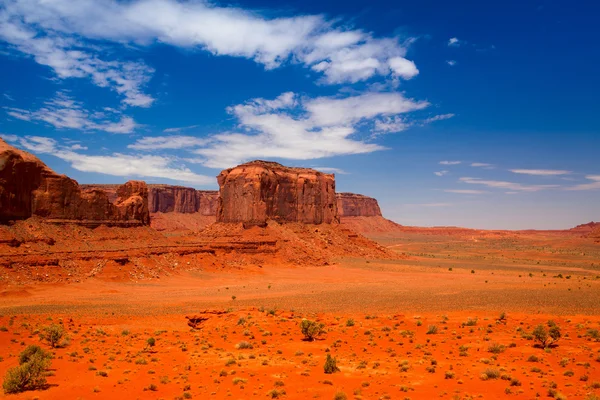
[1,219,599,399]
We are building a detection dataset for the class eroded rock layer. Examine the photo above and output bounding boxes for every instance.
[217,161,338,225]
[336,192,382,217]
[0,139,149,226]
[147,185,219,215]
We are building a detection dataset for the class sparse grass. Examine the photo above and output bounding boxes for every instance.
[487,343,506,354]
[235,341,253,349]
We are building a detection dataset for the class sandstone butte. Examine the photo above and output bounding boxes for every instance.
[0,139,149,226]
[217,160,338,226]
[336,192,382,217]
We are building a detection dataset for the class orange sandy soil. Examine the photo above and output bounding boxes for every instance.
[1,225,600,399]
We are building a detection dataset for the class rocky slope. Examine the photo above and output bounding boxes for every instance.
[0,139,149,226]
[336,192,382,217]
[217,160,338,226]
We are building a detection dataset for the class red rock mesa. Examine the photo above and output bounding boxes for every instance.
[0,139,149,226]
[336,192,382,217]
[216,160,338,226]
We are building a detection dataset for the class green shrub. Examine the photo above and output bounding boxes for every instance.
[426,325,438,335]
[488,343,506,354]
[300,319,325,341]
[18,345,50,365]
[3,347,51,394]
[323,354,340,374]
[39,324,65,348]
[533,323,561,348]
[346,319,355,327]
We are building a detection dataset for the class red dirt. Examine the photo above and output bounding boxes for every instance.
[1,217,599,399]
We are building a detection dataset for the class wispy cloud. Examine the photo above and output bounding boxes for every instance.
[566,175,600,191]
[5,92,138,133]
[16,136,213,185]
[3,93,15,101]
[509,169,571,176]
[311,167,348,174]
[1,0,420,89]
[444,189,487,194]
[434,170,449,176]
[0,10,154,107]
[459,177,559,192]
[439,160,461,165]
[423,113,454,124]
[446,60,457,66]
[128,136,209,150]
[163,125,200,133]
[471,162,494,169]
[130,91,429,168]
[0,133,18,142]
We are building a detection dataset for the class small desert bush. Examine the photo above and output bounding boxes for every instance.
[300,319,325,341]
[334,392,348,400]
[527,355,539,362]
[323,354,340,374]
[235,341,253,349]
[3,345,52,394]
[533,323,561,348]
[426,325,438,335]
[488,343,506,354]
[39,324,66,348]
[463,318,478,327]
[481,368,500,380]
[346,319,355,327]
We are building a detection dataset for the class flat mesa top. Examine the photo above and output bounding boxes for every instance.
[223,160,335,176]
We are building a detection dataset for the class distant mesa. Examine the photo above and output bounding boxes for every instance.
[216,160,338,226]
[1,140,395,232]
[0,139,149,227]
[336,192,382,217]
[147,185,219,215]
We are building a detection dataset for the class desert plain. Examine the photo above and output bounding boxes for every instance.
[1,141,600,400]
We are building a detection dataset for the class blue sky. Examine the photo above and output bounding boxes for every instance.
[0,0,598,229]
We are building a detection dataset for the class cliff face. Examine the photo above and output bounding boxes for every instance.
[147,185,218,215]
[0,139,149,226]
[217,160,338,225]
[336,193,382,217]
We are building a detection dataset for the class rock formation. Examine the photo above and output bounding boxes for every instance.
[0,139,149,226]
[147,185,218,215]
[217,160,338,225]
[336,192,382,217]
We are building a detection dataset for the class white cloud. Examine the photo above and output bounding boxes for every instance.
[130,91,428,168]
[471,162,494,168]
[388,57,419,79]
[5,92,139,134]
[448,37,460,47]
[0,11,154,107]
[70,144,88,150]
[509,169,571,176]
[3,93,15,101]
[446,60,457,66]
[0,133,18,142]
[439,160,461,165]
[444,189,487,194]
[423,113,454,124]
[373,116,409,134]
[128,136,209,150]
[17,136,213,185]
[1,0,419,87]
[434,170,448,176]
[459,177,559,192]
[163,125,200,133]
[566,175,600,191]
[311,167,347,174]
